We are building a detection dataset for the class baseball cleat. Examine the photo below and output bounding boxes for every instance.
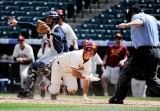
[40,88,45,98]
[40,81,46,90]
[83,97,93,101]
[17,91,34,99]
[108,97,123,104]
[50,94,57,100]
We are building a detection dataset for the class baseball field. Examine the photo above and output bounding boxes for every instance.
[0,94,160,111]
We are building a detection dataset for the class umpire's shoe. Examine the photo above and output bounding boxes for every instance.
[17,91,34,99]
[108,96,124,104]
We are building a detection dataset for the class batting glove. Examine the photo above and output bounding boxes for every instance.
[85,74,100,82]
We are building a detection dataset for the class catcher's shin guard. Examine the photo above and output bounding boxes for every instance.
[24,75,36,93]
[17,76,36,99]
[23,62,39,92]
[36,62,51,77]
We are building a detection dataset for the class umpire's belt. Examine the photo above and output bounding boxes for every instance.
[138,46,160,50]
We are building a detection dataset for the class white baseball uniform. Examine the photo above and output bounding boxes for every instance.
[12,43,35,88]
[48,50,91,94]
[37,44,50,58]
[101,66,120,84]
[91,53,103,75]
[60,22,78,48]
[131,78,147,97]
[80,53,103,88]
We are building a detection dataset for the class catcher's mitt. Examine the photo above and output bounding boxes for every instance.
[37,19,51,34]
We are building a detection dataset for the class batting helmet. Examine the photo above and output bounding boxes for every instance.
[84,42,98,56]
[125,4,141,22]
[45,11,59,24]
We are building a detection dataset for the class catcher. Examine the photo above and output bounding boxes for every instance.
[16,11,68,99]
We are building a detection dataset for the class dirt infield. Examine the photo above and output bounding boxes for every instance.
[0,95,160,107]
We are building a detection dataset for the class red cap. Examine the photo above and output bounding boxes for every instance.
[18,35,25,41]
[56,9,64,16]
[115,33,123,39]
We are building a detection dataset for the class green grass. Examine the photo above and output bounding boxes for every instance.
[0,103,159,111]
[0,94,160,111]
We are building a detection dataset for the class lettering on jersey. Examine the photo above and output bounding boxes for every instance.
[110,49,122,57]
[17,54,28,58]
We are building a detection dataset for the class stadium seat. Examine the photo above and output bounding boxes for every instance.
[5,6,20,11]
[36,6,50,12]
[20,6,34,12]
[14,1,29,6]
[0,0,159,40]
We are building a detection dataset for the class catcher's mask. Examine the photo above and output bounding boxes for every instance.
[125,4,141,22]
[84,42,98,56]
[45,11,59,24]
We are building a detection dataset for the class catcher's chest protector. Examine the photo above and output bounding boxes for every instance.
[43,25,59,52]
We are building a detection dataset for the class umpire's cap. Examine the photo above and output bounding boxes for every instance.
[125,4,141,22]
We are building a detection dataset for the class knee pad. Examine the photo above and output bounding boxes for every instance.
[36,62,51,77]
[27,62,38,76]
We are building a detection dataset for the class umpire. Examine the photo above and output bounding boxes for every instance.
[109,4,160,104]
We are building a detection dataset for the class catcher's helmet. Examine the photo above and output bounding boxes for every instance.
[125,4,141,22]
[45,11,59,24]
[82,39,89,48]
[84,42,98,56]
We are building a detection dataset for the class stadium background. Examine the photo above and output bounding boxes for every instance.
[0,0,160,96]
